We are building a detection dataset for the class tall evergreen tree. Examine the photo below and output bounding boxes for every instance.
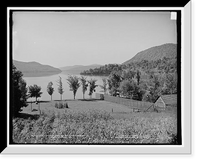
[136,70,141,85]
[12,64,28,116]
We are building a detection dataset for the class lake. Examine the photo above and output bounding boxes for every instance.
[23,71,106,101]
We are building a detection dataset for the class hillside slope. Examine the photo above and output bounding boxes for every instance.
[59,65,83,71]
[60,64,102,74]
[123,43,177,65]
[13,60,61,77]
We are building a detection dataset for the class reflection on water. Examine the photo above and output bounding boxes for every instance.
[23,71,106,101]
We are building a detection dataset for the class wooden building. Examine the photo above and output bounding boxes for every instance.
[154,94,177,109]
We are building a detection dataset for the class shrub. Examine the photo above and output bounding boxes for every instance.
[55,102,69,109]
[64,102,69,108]
[169,134,178,144]
[55,103,58,108]
[58,102,63,109]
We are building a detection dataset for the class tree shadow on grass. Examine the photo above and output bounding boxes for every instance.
[16,112,40,120]
[39,100,51,103]
[27,100,51,103]
[78,98,100,102]
[54,99,101,102]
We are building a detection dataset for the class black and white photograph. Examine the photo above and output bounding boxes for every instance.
[10,9,181,146]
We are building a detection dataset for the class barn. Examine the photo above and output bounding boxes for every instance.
[154,94,177,109]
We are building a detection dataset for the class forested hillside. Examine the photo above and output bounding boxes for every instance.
[123,43,177,65]
[80,43,177,76]
[81,43,178,103]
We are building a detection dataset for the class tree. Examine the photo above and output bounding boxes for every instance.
[88,79,98,98]
[57,76,64,101]
[47,81,54,101]
[66,75,80,100]
[99,78,108,94]
[119,80,145,100]
[162,73,177,94]
[119,80,135,99]
[12,64,28,116]
[28,84,42,102]
[121,69,135,81]
[79,76,88,99]
[136,70,141,85]
[107,71,122,96]
[144,74,163,102]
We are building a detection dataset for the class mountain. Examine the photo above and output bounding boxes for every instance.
[59,65,83,71]
[60,64,102,74]
[123,43,177,65]
[13,60,62,77]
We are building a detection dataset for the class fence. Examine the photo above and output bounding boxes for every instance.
[96,93,153,111]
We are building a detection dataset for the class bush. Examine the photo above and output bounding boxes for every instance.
[55,103,58,108]
[58,102,63,109]
[100,94,104,100]
[55,102,68,109]
[169,134,178,144]
[63,102,69,108]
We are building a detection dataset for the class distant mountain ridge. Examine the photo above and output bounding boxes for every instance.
[60,65,83,71]
[60,64,102,74]
[123,43,177,65]
[13,60,61,77]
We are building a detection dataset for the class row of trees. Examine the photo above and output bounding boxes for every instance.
[50,76,98,101]
[27,76,99,102]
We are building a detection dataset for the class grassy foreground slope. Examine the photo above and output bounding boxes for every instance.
[13,100,177,144]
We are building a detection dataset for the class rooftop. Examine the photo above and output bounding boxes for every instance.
[160,94,177,105]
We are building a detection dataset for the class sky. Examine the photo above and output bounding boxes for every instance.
[13,11,177,68]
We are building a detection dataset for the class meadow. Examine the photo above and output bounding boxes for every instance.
[12,100,177,144]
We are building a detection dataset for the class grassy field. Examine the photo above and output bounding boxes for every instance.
[12,100,177,144]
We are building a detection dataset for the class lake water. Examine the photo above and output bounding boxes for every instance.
[23,71,106,101]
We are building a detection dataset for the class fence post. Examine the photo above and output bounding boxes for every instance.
[31,101,32,111]
[38,100,41,115]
